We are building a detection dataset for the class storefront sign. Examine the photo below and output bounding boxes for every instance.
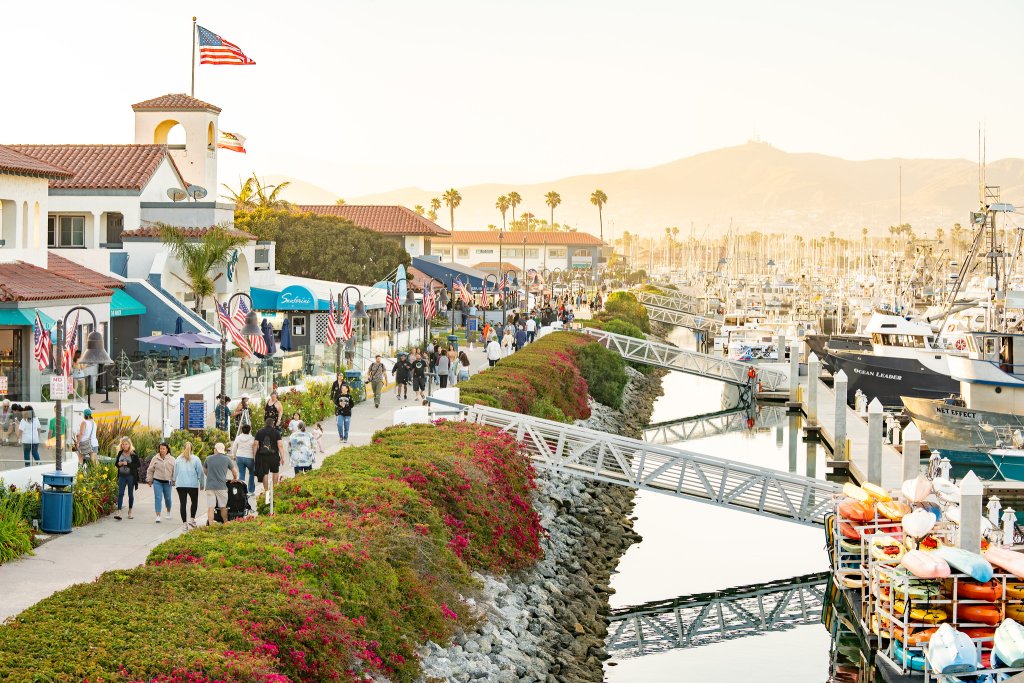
[0,377,8,395]
[277,286,317,311]
[49,376,68,400]
[179,394,206,430]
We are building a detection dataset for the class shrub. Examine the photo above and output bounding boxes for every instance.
[166,427,231,461]
[598,291,650,332]
[602,318,645,339]
[250,380,335,428]
[575,343,629,409]
[72,462,117,526]
[529,397,568,423]
[0,506,33,564]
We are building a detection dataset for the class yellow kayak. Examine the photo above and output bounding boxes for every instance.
[862,482,892,502]
[1008,604,1024,623]
[870,536,906,564]
[1008,582,1024,600]
[843,482,871,503]
[894,599,948,624]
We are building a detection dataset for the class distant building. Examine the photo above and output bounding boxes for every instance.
[296,205,449,258]
[431,230,608,273]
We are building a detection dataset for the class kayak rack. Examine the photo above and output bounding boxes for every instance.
[606,572,828,657]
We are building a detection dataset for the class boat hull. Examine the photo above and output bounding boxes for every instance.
[827,349,957,407]
[902,396,1024,455]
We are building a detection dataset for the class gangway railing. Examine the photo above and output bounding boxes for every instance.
[606,573,828,657]
[645,306,723,333]
[580,328,787,393]
[460,404,839,526]
[636,290,704,314]
[643,404,788,444]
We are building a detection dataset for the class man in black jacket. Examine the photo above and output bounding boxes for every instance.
[330,372,347,403]
[392,352,412,400]
[411,350,428,400]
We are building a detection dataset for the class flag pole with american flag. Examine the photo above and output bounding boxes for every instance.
[192,18,256,97]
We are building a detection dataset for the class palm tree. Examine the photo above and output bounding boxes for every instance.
[590,189,608,241]
[508,191,522,235]
[221,176,256,211]
[160,225,249,315]
[544,191,561,236]
[413,205,425,216]
[220,174,291,210]
[496,195,510,231]
[442,188,462,262]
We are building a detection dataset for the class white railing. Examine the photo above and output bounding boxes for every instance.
[636,290,704,314]
[646,306,723,332]
[643,405,788,444]
[462,404,838,526]
[580,328,787,391]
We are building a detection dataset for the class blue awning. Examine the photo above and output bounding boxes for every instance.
[412,257,489,290]
[251,287,330,311]
[0,309,55,326]
[110,289,146,317]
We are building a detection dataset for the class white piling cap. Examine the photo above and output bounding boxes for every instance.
[868,397,883,413]
[961,470,983,496]
[903,422,921,440]
[807,352,819,362]
[834,369,848,381]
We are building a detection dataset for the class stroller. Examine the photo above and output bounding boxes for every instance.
[225,480,253,521]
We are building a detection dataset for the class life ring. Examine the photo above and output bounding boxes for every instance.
[747,367,756,379]
[947,323,956,332]
[955,338,966,351]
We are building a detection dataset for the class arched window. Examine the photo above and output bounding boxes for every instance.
[154,119,186,148]
[207,122,215,150]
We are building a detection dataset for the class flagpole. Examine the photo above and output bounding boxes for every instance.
[191,17,197,96]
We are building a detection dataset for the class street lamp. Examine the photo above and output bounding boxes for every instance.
[338,286,366,371]
[423,277,445,348]
[220,292,260,406]
[53,307,113,472]
[399,277,416,350]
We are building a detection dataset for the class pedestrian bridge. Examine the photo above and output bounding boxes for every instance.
[580,328,788,394]
[606,573,828,657]
[453,403,838,526]
[635,291,723,333]
[643,404,788,444]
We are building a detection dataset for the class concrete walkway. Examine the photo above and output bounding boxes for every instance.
[0,343,491,622]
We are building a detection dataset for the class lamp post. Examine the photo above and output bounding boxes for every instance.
[521,236,527,311]
[551,267,563,304]
[540,268,552,306]
[220,292,260,404]
[53,307,113,472]
[500,268,515,325]
[449,277,458,337]
[338,286,366,372]
[398,277,416,350]
[423,278,445,348]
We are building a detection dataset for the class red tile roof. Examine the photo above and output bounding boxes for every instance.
[121,225,256,240]
[47,253,123,291]
[0,145,73,180]
[471,262,522,272]
[9,145,178,191]
[434,230,605,246]
[132,93,222,113]
[296,205,451,237]
[0,261,111,302]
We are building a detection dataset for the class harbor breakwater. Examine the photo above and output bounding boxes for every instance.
[419,366,664,683]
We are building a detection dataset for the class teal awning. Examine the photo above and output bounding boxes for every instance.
[110,289,146,317]
[0,309,55,326]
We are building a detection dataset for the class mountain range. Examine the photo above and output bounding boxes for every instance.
[275,142,1024,239]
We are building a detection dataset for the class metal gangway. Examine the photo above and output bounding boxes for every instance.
[643,404,788,444]
[461,404,839,526]
[636,290,723,333]
[580,328,787,394]
[637,290,704,314]
[606,573,828,657]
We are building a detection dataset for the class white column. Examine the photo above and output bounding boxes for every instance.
[833,370,848,461]
[902,422,921,482]
[92,211,103,248]
[776,333,786,362]
[959,471,983,553]
[867,397,883,485]
[788,341,800,402]
[1002,508,1017,547]
[807,352,819,425]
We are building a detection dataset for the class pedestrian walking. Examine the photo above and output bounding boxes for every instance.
[147,442,175,523]
[230,424,257,494]
[287,411,302,434]
[393,352,412,399]
[264,391,283,430]
[526,316,536,343]
[232,395,252,431]
[436,348,451,388]
[254,418,284,493]
[289,421,314,473]
[502,330,514,357]
[515,324,528,352]
[112,437,140,520]
[458,351,471,382]
[204,442,238,526]
[76,409,98,465]
[486,336,501,366]
[215,394,231,432]
[411,350,428,400]
[334,385,353,443]
[310,422,325,455]
[330,372,347,403]
[367,355,386,408]
[17,407,41,467]
[173,442,204,530]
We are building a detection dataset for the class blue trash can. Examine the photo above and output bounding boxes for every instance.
[41,471,74,534]
[447,334,459,352]
[345,370,364,404]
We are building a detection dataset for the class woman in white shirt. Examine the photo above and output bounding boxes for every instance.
[18,408,41,466]
[77,409,99,465]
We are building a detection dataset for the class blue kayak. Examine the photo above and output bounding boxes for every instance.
[935,546,994,583]
[893,638,927,672]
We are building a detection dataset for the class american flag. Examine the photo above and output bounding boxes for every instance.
[340,292,353,340]
[499,273,511,291]
[455,280,472,304]
[62,311,80,381]
[480,280,490,307]
[232,298,268,356]
[422,289,437,320]
[385,283,400,316]
[218,301,253,357]
[325,293,338,346]
[33,311,51,371]
[198,25,256,65]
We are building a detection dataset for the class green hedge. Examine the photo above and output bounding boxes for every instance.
[575,343,629,409]
[597,291,650,332]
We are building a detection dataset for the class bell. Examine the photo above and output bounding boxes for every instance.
[438,288,449,306]
[353,300,369,319]
[240,310,262,336]
[78,330,114,366]
[404,289,416,307]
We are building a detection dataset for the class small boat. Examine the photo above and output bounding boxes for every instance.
[893,637,928,672]
[903,509,938,538]
[934,546,994,582]
[843,482,871,503]
[901,549,952,579]
[863,482,892,501]
[933,478,961,504]
[878,500,912,521]
[995,619,1024,667]
[840,522,862,540]
[957,604,1002,626]
[955,579,1002,602]
[895,599,948,624]
[926,624,979,675]
[985,547,1024,580]
[1007,582,1024,600]
[891,625,939,647]
[903,475,933,503]
[840,538,862,554]
[870,536,906,564]
[838,499,875,522]
[1007,604,1024,624]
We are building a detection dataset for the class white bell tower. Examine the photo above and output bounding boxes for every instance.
[132,94,221,194]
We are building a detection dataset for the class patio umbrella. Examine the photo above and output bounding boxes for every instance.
[279,319,293,351]
[261,318,277,355]
[174,316,184,334]
[176,332,223,348]
[135,333,210,349]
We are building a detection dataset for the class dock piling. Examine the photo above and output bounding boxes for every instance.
[902,422,921,483]
[806,352,819,425]
[833,370,848,461]
[960,471,983,553]
[788,341,800,403]
[1002,507,1017,546]
[867,398,883,484]
[776,333,786,364]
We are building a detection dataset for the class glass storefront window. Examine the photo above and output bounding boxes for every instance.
[0,328,24,401]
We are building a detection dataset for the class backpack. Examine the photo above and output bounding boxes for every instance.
[256,430,275,458]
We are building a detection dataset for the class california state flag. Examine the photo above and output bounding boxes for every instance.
[217,131,247,153]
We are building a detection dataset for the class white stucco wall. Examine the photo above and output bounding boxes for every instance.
[0,172,50,267]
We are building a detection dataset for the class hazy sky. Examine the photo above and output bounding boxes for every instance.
[5,0,1024,197]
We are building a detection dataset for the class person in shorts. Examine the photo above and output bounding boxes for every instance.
[411,350,428,400]
[254,417,284,493]
[392,352,411,400]
[203,442,238,526]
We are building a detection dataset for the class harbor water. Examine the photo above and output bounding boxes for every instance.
[606,328,837,681]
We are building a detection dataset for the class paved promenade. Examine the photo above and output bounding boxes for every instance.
[0,343,490,621]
